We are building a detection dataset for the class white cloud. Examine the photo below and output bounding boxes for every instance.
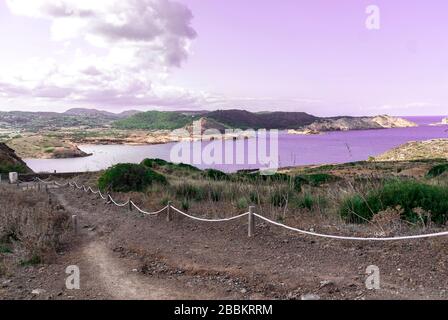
[1,0,199,110]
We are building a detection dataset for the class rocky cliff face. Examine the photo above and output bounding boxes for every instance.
[0,143,33,173]
[290,115,417,134]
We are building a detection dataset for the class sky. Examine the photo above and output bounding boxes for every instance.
[0,0,447,116]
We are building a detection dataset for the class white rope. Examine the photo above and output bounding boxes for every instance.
[252,213,448,241]
[109,194,130,207]
[33,178,448,242]
[130,201,168,215]
[170,205,249,222]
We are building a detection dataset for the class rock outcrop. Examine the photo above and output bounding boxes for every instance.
[374,139,448,161]
[288,115,417,135]
[0,143,33,173]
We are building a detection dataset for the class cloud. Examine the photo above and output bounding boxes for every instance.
[1,0,199,110]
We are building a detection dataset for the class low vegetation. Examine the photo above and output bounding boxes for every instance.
[340,181,448,224]
[98,163,167,192]
[427,163,448,178]
[0,186,70,274]
[0,163,28,175]
[113,111,197,130]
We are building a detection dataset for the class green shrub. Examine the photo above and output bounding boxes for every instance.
[297,173,339,186]
[236,197,249,209]
[427,164,448,178]
[0,244,12,254]
[293,194,315,210]
[0,163,28,174]
[141,158,169,168]
[204,169,228,181]
[340,181,448,224]
[181,198,190,211]
[141,158,200,172]
[98,163,167,192]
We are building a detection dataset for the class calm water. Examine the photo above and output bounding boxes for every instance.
[25,116,448,173]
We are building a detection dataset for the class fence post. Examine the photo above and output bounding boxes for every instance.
[129,199,133,212]
[248,206,255,237]
[166,201,172,222]
[72,215,78,235]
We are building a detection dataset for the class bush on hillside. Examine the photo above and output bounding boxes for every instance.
[203,169,228,181]
[141,158,201,172]
[427,163,448,178]
[0,163,28,175]
[98,163,167,192]
[340,181,448,224]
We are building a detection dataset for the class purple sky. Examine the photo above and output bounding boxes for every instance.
[0,0,447,116]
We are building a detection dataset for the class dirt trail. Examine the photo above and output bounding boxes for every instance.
[52,190,218,300]
[3,183,448,300]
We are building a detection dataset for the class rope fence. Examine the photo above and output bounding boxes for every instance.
[24,177,448,242]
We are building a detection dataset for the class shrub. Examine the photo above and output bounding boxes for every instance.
[98,163,167,192]
[0,163,28,174]
[427,164,448,178]
[141,158,169,168]
[293,194,315,210]
[141,158,201,172]
[340,181,448,224]
[236,197,249,210]
[181,198,190,211]
[204,169,228,181]
[297,173,339,186]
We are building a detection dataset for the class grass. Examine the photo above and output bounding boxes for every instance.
[340,180,448,224]
[0,186,70,266]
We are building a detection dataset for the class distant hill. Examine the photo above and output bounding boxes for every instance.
[112,109,319,131]
[64,108,119,118]
[0,108,417,133]
[0,108,141,131]
[205,110,318,129]
[112,110,198,130]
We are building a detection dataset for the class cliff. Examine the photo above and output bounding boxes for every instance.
[0,143,33,174]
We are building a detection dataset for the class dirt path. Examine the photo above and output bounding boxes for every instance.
[52,190,225,300]
[3,183,448,300]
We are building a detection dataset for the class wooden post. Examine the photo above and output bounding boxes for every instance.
[72,215,78,235]
[248,206,255,237]
[166,201,172,222]
[129,199,133,212]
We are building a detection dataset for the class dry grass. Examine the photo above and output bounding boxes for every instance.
[0,186,70,273]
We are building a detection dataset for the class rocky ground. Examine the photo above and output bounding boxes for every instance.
[1,181,448,300]
[374,139,448,162]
